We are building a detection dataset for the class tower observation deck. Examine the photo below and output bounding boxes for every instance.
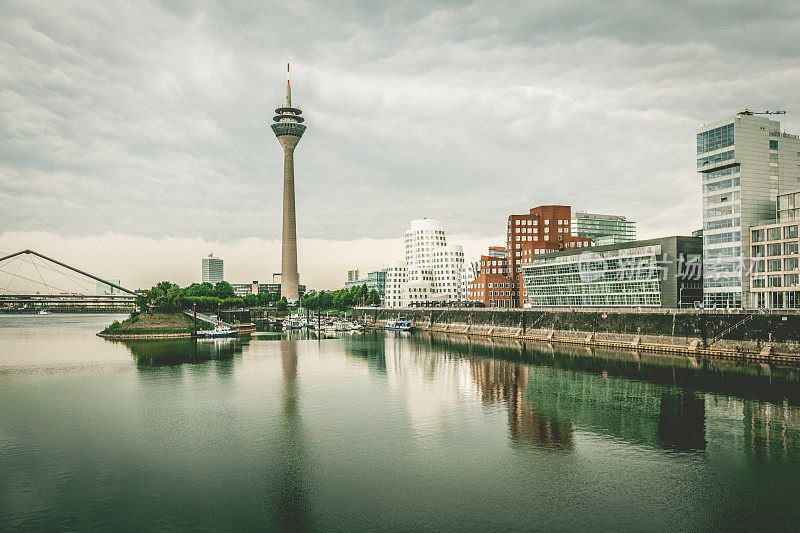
[271,64,306,303]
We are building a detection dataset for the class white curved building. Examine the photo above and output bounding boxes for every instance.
[385,218,465,307]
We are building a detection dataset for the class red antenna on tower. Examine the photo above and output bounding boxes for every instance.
[287,62,290,87]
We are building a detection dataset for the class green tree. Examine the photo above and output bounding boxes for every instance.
[367,289,380,306]
[277,297,289,311]
[214,281,236,299]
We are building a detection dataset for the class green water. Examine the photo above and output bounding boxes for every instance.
[1,314,799,531]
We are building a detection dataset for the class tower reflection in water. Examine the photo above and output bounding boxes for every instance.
[268,336,310,531]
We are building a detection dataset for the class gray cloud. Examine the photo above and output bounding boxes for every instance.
[2,0,800,251]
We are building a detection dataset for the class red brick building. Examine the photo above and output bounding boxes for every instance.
[468,205,593,308]
[507,205,593,306]
[469,272,515,308]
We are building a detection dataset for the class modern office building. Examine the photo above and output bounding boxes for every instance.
[520,236,703,308]
[698,109,800,308]
[572,212,636,245]
[384,219,465,307]
[347,270,360,283]
[270,65,307,303]
[201,254,224,284]
[345,269,388,297]
[230,281,306,299]
[506,205,594,306]
[749,190,800,308]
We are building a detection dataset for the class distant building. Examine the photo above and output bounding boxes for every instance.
[521,236,703,309]
[96,279,120,295]
[749,189,800,309]
[692,229,703,237]
[698,110,800,309]
[230,281,306,299]
[345,269,388,297]
[202,254,223,284]
[572,212,636,245]
[347,269,360,283]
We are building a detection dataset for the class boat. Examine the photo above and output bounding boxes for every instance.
[385,318,415,332]
[195,324,238,338]
[38,310,51,315]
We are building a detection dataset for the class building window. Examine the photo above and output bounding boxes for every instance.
[785,225,799,239]
[767,227,782,241]
[767,243,782,256]
[767,259,782,272]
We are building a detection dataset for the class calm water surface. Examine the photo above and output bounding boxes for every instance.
[1,314,799,531]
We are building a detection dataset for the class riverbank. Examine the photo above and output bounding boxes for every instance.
[356,308,800,364]
[97,312,210,339]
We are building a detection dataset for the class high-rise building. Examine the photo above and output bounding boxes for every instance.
[384,219,465,307]
[271,64,306,303]
[572,212,636,245]
[347,269,360,283]
[201,254,223,284]
[698,109,800,308]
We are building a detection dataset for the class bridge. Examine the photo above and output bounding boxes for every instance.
[0,249,138,312]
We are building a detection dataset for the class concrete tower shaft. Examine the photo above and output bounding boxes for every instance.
[271,65,306,303]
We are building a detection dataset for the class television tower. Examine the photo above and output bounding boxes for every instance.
[271,63,306,303]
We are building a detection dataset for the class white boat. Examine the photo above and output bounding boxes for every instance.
[385,318,415,332]
[196,324,238,338]
[38,310,51,315]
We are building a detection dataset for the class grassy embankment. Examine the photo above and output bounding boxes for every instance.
[102,312,212,335]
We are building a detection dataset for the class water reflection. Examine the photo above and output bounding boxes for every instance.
[352,332,800,459]
[471,358,573,450]
[119,337,246,368]
[268,336,310,531]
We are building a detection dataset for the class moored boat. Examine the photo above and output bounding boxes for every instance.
[385,318,415,332]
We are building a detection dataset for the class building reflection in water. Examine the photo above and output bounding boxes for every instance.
[418,334,709,452]
[744,399,800,465]
[470,358,573,450]
[268,337,310,531]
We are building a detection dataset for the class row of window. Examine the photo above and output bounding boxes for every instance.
[704,217,740,232]
[752,242,799,257]
[697,123,734,154]
[528,294,662,307]
[702,176,740,193]
[752,274,800,288]
[752,257,800,273]
[752,225,799,242]
[702,165,739,181]
[704,204,740,219]
[704,231,741,245]
[698,150,734,168]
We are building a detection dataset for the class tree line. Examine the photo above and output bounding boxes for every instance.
[136,281,289,312]
[301,285,380,311]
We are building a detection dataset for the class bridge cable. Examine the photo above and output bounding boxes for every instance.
[0,264,77,295]
[29,254,95,293]
[3,256,24,292]
[28,255,55,293]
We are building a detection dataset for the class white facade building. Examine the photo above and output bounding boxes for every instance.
[201,254,224,284]
[698,110,800,308]
[384,260,408,308]
[385,219,465,307]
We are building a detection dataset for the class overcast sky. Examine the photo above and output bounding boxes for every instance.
[2,0,800,290]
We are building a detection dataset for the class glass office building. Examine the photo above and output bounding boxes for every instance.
[520,237,702,308]
[201,254,223,284]
[698,111,800,309]
[572,212,636,245]
[345,269,388,297]
[749,190,800,309]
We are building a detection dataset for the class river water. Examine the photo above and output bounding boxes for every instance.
[1,314,799,531]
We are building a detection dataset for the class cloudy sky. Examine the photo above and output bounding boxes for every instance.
[2,0,800,290]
